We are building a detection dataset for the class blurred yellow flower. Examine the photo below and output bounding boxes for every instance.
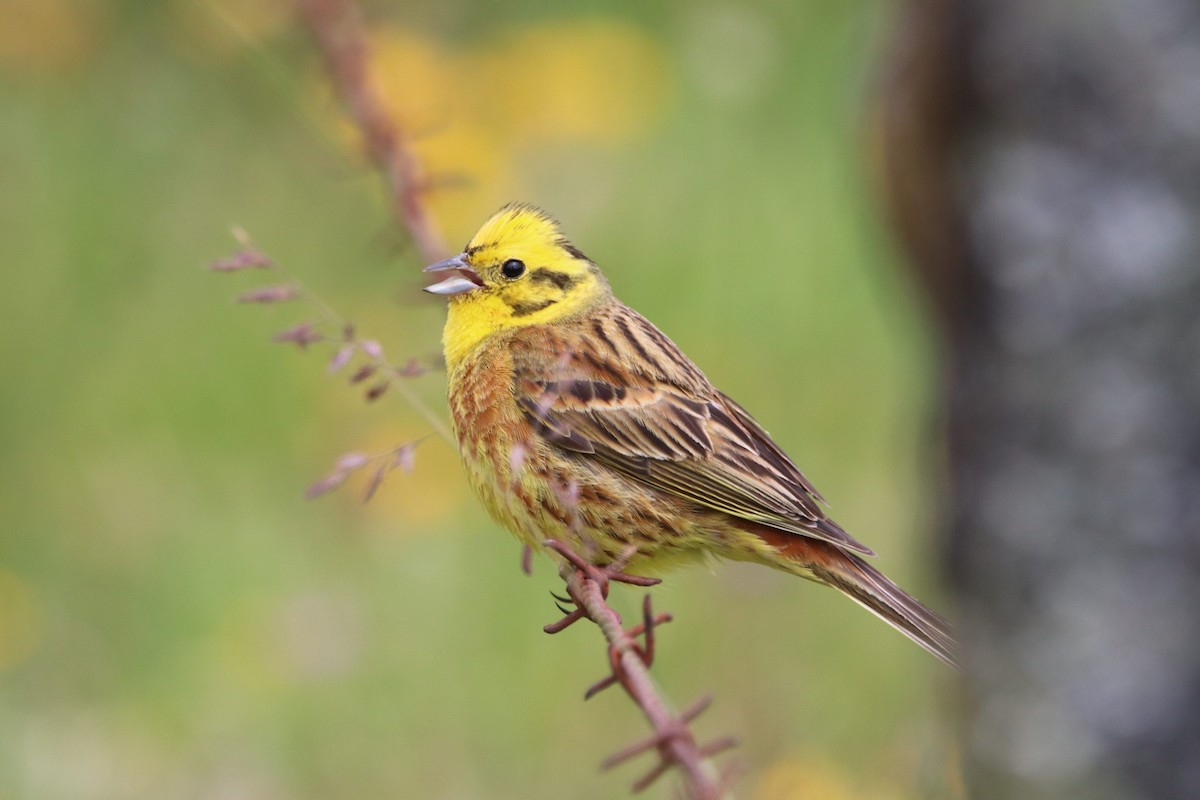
[369,26,464,132]
[483,19,671,147]
[755,749,964,800]
[323,17,671,236]
[755,755,884,800]
[412,122,516,239]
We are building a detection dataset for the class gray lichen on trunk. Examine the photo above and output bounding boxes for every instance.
[880,1,1200,798]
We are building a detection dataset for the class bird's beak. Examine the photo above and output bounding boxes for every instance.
[422,254,484,296]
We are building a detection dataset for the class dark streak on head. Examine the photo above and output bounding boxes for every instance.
[560,242,590,262]
[529,268,578,291]
[509,298,557,317]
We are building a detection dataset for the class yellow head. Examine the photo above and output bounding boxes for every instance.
[424,203,611,369]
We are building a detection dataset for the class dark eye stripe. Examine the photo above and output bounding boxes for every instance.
[528,268,578,291]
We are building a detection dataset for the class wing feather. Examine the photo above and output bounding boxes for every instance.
[511,313,874,556]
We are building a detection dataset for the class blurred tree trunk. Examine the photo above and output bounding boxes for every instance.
[878,1,1200,798]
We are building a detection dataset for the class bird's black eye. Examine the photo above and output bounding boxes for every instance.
[501,259,526,279]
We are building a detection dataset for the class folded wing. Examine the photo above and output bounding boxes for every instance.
[516,369,874,557]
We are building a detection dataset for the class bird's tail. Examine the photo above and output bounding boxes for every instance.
[754,527,958,669]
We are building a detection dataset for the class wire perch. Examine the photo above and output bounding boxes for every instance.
[543,539,736,798]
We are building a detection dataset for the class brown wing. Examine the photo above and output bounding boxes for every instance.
[512,310,874,556]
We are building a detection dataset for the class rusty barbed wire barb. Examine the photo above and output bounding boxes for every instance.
[698,738,739,759]
[584,596,673,700]
[599,693,737,796]
[537,538,733,799]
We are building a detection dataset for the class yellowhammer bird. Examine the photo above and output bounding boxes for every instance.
[424,203,956,667]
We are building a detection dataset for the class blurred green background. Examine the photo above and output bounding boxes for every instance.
[0,0,957,797]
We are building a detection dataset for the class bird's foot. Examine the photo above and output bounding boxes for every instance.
[541,539,661,634]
